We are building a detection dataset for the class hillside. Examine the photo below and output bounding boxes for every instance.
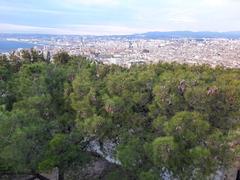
[0,52,239,180]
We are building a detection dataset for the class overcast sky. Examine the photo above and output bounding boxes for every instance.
[0,0,240,35]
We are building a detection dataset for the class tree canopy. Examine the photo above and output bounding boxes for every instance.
[0,52,239,179]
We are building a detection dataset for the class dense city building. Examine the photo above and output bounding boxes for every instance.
[1,36,240,68]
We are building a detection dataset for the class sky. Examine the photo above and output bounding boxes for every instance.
[0,0,240,35]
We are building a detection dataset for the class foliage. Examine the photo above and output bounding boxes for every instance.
[0,52,239,179]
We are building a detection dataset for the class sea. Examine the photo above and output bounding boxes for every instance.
[0,40,36,53]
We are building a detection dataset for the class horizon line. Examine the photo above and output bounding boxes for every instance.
[1,30,240,37]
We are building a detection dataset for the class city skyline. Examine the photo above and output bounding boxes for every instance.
[0,0,240,35]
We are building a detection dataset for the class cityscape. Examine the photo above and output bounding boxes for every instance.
[1,34,240,68]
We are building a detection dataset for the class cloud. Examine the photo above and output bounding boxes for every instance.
[0,23,150,35]
[0,6,63,15]
[202,0,240,7]
[0,0,240,33]
[167,9,197,24]
[0,23,59,34]
[169,16,196,24]
[62,0,120,6]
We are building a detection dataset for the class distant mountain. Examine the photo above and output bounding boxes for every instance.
[1,31,240,40]
[82,31,240,40]
[133,31,240,39]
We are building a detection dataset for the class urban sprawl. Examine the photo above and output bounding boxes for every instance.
[2,37,240,68]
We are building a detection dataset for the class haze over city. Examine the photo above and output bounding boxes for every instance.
[1,0,240,35]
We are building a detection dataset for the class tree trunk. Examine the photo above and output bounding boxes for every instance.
[236,169,240,180]
[58,168,64,180]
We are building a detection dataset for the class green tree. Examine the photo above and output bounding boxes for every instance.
[53,52,70,64]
